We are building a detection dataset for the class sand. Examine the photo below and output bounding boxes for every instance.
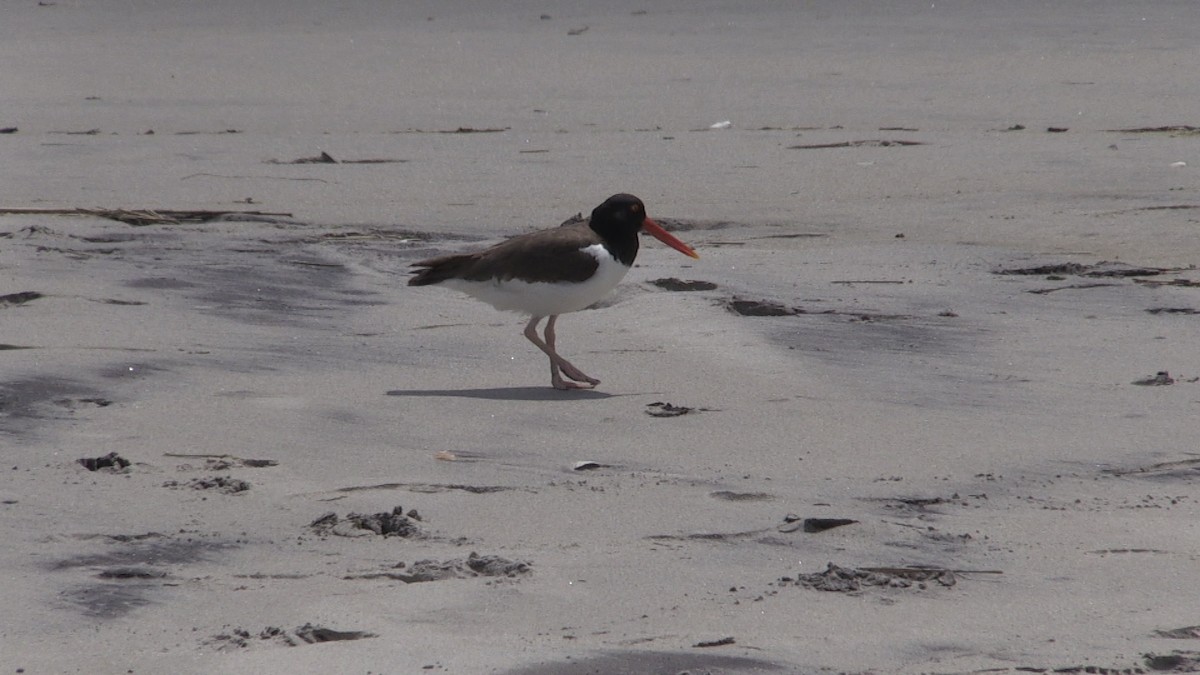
[3,1,1199,673]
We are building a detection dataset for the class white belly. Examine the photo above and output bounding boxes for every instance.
[442,244,630,317]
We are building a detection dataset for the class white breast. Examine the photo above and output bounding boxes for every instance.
[442,244,630,317]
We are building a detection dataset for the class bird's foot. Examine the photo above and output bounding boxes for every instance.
[561,367,599,386]
[551,365,600,390]
[552,376,597,390]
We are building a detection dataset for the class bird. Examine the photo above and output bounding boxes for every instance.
[408,194,699,390]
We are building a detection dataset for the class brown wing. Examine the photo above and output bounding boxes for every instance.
[409,223,602,286]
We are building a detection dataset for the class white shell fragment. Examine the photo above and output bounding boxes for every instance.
[573,461,607,471]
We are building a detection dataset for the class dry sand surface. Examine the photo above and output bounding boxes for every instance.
[3,1,1200,673]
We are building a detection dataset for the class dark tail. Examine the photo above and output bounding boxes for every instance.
[407,253,476,286]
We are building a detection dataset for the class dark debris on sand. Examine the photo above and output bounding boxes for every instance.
[725,297,804,317]
[309,505,424,538]
[649,277,718,292]
[397,552,531,582]
[776,515,859,534]
[348,552,532,583]
[78,452,131,472]
[782,563,956,592]
[0,291,44,306]
[645,401,695,417]
[1132,371,1175,386]
[995,261,1171,278]
[206,623,376,650]
[162,475,251,494]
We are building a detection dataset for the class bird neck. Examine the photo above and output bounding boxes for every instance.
[589,220,640,267]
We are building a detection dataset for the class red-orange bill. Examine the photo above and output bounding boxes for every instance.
[643,217,700,259]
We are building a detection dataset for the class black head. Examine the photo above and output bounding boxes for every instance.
[587,194,647,266]
[590,194,648,233]
[584,193,698,265]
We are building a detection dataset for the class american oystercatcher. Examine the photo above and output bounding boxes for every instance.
[409,194,699,390]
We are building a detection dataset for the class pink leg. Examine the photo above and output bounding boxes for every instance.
[523,316,600,390]
[544,316,600,385]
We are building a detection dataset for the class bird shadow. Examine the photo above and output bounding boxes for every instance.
[387,386,619,401]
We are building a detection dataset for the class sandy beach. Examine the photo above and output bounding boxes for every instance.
[3,1,1199,673]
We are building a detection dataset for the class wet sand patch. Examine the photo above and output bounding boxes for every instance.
[50,535,238,618]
